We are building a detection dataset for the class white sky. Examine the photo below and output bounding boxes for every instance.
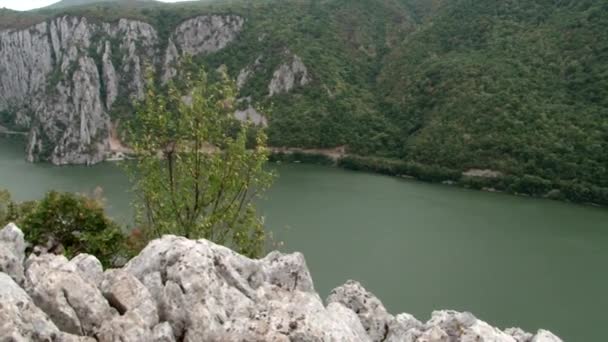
[0,0,191,11]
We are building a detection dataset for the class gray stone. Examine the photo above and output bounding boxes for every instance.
[532,329,563,342]
[0,223,26,285]
[417,326,449,342]
[269,53,310,96]
[0,225,562,342]
[506,327,534,342]
[173,15,244,57]
[425,310,516,342]
[326,280,393,341]
[25,253,113,336]
[97,311,152,342]
[68,253,104,288]
[0,272,60,341]
[152,322,176,342]
[100,269,158,328]
[1,14,245,165]
[385,313,423,342]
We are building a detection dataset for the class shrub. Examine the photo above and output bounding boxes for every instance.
[2,190,127,267]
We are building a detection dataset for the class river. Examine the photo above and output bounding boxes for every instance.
[1,136,607,341]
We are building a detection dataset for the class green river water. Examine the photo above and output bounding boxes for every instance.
[1,136,607,341]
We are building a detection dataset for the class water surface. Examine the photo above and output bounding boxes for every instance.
[1,136,607,341]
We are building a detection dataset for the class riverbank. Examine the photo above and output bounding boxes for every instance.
[269,148,608,207]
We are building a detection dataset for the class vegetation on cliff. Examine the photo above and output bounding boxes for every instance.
[1,0,606,204]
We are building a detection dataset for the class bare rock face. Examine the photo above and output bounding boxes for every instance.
[0,223,562,342]
[269,53,311,96]
[0,14,243,165]
[173,15,244,56]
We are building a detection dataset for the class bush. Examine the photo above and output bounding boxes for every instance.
[1,190,127,267]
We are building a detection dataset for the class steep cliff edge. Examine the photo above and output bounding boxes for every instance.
[0,14,244,165]
[0,223,562,341]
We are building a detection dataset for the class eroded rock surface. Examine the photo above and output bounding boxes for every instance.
[0,14,243,165]
[0,223,562,341]
[269,53,311,96]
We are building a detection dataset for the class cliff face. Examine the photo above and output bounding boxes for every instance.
[0,223,562,342]
[0,15,245,165]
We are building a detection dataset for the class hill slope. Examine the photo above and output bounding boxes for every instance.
[0,0,606,204]
[45,0,156,9]
[378,0,608,202]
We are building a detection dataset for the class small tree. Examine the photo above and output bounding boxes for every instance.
[126,67,273,258]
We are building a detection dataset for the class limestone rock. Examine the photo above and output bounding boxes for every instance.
[0,223,26,285]
[326,302,371,342]
[236,55,263,89]
[418,326,449,342]
[25,253,113,336]
[0,225,563,342]
[532,329,563,342]
[174,15,244,56]
[0,272,60,341]
[1,14,243,165]
[100,269,158,327]
[152,322,176,342]
[269,54,310,96]
[425,311,516,342]
[68,253,104,288]
[326,280,393,341]
[101,41,118,109]
[124,235,372,341]
[97,311,152,342]
[385,313,424,342]
[506,327,534,342]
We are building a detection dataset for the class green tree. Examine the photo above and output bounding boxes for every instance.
[126,67,273,258]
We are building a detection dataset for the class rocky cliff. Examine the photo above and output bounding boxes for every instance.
[0,223,562,341]
[0,14,247,165]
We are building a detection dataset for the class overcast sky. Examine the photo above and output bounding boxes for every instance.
[0,0,191,11]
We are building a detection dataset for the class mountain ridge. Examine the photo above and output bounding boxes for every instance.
[44,0,158,10]
[0,0,606,204]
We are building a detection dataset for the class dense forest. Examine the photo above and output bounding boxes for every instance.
[1,0,606,204]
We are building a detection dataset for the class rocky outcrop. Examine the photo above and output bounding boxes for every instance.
[173,15,244,56]
[0,223,562,342]
[162,15,245,84]
[235,104,268,126]
[269,53,311,96]
[236,55,263,90]
[0,14,243,165]
[0,222,26,285]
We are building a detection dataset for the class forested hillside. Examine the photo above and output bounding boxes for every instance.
[379,0,608,202]
[0,0,606,204]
